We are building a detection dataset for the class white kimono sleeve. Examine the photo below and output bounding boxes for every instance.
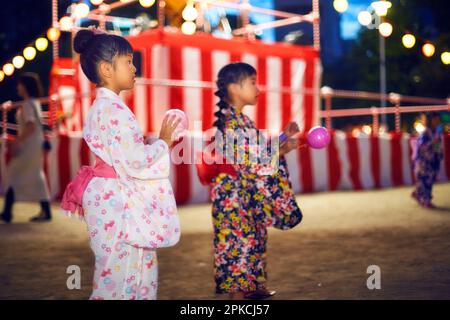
[97,103,179,249]
[99,106,170,180]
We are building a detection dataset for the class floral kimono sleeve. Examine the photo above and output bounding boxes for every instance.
[238,114,302,230]
[221,115,281,177]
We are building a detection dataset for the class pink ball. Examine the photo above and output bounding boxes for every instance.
[164,109,189,140]
[307,126,330,149]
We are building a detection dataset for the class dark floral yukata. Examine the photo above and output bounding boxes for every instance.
[210,108,303,293]
[413,128,443,204]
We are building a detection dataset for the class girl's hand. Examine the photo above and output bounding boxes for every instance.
[283,121,300,138]
[1,100,13,111]
[279,138,306,156]
[159,115,182,148]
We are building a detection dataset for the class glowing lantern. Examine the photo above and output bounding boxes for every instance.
[358,11,372,26]
[35,37,49,51]
[73,3,90,19]
[402,34,416,49]
[181,21,196,35]
[441,52,450,65]
[139,0,155,8]
[182,4,198,21]
[379,22,393,37]
[422,43,435,58]
[3,63,15,76]
[59,16,74,32]
[23,47,37,61]
[333,0,349,13]
[12,56,25,69]
[47,27,61,41]
[371,1,392,17]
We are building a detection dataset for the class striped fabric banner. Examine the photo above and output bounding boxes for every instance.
[40,132,450,204]
[66,30,321,136]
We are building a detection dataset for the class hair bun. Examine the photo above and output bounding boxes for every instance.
[73,29,95,54]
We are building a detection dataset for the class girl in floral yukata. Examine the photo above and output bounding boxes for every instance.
[412,112,443,209]
[209,62,303,300]
[60,29,181,300]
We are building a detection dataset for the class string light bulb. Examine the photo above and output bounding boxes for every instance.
[441,52,450,65]
[23,47,37,60]
[3,63,15,76]
[358,11,372,26]
[181,21,196,35]
[333,0,349,13]
[47,27,61,41]
[139,0,155,8]
[379,22,393,37]
[35,37,49,51]
[402,34,416,49]
[182,3,198,21]
[12,56,25,69]
[422,43,436,58]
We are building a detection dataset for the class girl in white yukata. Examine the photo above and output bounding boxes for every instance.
[61,29,181,300]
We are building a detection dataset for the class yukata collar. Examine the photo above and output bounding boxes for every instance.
[96,87,123,103]
[227,105,243,118]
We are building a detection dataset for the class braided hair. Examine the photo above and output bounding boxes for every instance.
[213,62,256,132]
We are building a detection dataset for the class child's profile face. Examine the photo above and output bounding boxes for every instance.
[234,75,259,106]
[112,53,136,91]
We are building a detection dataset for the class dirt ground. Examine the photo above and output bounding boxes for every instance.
[1,183,450,300]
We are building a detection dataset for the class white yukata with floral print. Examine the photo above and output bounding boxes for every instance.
[69,87,180,300]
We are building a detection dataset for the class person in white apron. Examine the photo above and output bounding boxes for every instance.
[0,73,51,223]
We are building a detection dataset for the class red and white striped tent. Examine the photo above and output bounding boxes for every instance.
[45,29,449,204]
[53,29,321,134]
[44,131,450,204]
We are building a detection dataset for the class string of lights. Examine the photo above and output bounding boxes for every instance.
[332,0,449,65]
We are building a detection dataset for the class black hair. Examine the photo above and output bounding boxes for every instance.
[426,111,440,128]
[73,29,133,85]
[213,62,257,132]
[18,72,44,98]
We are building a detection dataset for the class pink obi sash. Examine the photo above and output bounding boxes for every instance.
[61,156,117,217]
